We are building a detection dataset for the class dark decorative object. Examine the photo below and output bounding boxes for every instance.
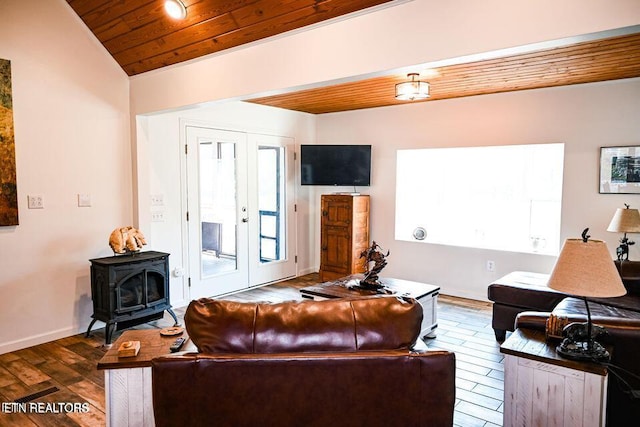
[607,203,640,261]
[557,322,608,360]
[359,241,389,290]
[86,251,178,345]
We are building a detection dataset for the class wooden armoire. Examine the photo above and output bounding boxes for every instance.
[319,194,370,281]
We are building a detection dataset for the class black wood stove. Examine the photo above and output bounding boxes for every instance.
[86,251,178,344]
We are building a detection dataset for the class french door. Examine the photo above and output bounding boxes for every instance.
[185,126,295,299]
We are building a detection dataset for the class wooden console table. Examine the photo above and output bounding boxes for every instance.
[300,275,439,338]
[500,328,609,427]
[97,329,196,427]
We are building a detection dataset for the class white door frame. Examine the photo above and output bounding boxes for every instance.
[180,121,297,300]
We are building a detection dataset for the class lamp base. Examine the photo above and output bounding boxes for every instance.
[556,338,610,362]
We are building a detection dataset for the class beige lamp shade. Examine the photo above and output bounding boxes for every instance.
[607,207,640,233]
[548,238,626,298]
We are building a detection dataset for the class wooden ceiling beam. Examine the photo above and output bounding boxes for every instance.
[246,32,640,114]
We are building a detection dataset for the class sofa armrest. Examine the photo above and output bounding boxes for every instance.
[514,311,551,331]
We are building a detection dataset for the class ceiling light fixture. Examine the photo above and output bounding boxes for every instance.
[395,73,430,101]
[164,0,187,20]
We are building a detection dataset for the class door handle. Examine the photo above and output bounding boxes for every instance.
[242,218,249,223]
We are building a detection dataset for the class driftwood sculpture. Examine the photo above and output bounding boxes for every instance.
[109,226,147,254]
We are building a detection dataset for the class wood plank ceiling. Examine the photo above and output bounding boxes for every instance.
[246,31,640,114]
[66,0,395,76]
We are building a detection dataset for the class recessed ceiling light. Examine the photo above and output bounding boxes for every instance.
[164,0,187,20]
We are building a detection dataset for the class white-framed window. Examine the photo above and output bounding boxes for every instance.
[395,143,564,255]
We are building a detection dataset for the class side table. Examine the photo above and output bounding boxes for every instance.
[500,328,609,427]
[97,329,196,427]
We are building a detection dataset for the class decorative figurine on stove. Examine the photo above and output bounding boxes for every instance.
[109,226,147,255]
[359,241,390,290]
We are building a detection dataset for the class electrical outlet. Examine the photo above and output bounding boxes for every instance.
[151,211,165,222]
[486,260,496,272]
[27,195,44,209]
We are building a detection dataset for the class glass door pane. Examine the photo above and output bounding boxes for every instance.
[258,146,285,263]
[200,141,238,277]
[186,126,248,299]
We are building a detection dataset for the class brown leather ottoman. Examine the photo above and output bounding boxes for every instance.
[487,271,565,341]
[489,262,640,341]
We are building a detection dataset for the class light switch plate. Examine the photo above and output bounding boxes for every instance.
[27,195,44,209]
[150,194,164,206]
[78,193,91,207]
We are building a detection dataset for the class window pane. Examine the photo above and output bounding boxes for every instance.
[258,146,286,263]
[395,143,564,255]
[200,140,237,277]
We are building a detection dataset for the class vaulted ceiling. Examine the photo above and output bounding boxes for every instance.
[66,2,640,115]
[66,0,394,76]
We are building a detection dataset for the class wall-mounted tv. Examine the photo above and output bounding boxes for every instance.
[300,145,371,186]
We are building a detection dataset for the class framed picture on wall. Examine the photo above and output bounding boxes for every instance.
[600,145,640,194]
[0,58,18,226]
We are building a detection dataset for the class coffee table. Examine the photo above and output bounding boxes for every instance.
[300,275,439,338]
[98,329,196,427]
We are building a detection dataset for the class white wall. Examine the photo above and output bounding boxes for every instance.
[316,78,640,300]
[137,102,316,307]
[0,0,130,354]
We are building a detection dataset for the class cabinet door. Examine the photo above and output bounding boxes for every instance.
[322,196,353,227]
[321,196,353,274]
[321,225,352,272]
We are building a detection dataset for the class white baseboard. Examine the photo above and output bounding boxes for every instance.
[297,266,318,276]
[0,323,101,355]
[439,287,489,302]
[170,299,189,309]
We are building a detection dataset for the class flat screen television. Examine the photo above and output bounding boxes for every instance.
[300,145,371,186]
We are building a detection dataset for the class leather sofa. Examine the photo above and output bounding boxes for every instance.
[488,260,640,341]
[151,295,456,427]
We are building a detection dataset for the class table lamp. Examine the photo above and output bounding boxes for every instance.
[547,229,626,361]
[607,204,640,261]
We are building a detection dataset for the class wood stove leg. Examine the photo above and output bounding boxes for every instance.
[167,308,180,326]
[85,318,98,338]
[105,323,116,345]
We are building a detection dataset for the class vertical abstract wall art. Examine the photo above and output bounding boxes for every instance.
[0,58,18,226]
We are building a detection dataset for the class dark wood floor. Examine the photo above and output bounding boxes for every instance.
[0,273,503,426]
